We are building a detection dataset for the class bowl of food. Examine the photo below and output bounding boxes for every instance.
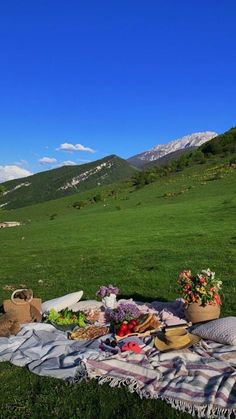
[44,308,87,331]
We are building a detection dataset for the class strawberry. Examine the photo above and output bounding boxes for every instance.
[129,319,138,326]
[120,323,129,332]
[117,330,125,337]
[127,324,134,332]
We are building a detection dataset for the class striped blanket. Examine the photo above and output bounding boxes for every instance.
[1,298,236,417]
[84,338,236,418]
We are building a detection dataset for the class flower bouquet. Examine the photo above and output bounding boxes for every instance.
[96,284,119,309]
[178,268,222,323]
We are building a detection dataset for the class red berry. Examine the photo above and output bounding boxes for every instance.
[117,330,125,337]
[129,319,138,326]
[120,324,129,332]
[127,324,134,332]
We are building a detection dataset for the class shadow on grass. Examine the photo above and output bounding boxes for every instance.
[118,293,169,303]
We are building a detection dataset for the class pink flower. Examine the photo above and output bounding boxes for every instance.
[199,276,206,284]
[179,270,192,281]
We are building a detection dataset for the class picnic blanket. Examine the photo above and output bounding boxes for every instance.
[0,300,236,418]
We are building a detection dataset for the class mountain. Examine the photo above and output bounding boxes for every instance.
[0,155,136,209]
[127,131,218,168]
[143,147,197,168]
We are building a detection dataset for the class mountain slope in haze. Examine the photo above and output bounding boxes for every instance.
[0,155,136,209]
[143,147,197,168]
[128,131,218,168]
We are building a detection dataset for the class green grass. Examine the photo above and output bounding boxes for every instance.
[0,160,236,418]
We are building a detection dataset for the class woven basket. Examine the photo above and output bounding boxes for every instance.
[3,289,41,324]
[184,302,220,324]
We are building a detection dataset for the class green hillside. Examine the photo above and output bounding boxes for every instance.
[0,135,236,418]
[132,127,236,187]
[201,126,236,155]
[0,155,136,209]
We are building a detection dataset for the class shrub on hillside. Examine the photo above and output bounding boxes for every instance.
[49,213,57,220]
[93,193,102,203]
[72,201,86,209]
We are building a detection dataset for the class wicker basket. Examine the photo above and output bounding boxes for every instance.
[3,289,41,323]
[184,302,220,324]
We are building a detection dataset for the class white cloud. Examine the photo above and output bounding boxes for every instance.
[0,165,32,182]
[62,160,77,166]
[38,157,57,165]
[14,159,29,167]
[57,142,95,153]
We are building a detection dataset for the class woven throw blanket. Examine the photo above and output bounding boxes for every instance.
[1,299,236,418]
[84,339,236,418]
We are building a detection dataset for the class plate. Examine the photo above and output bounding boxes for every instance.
[49,321,79,332]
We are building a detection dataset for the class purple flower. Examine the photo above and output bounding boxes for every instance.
[107,285,119,295]
[107,303,140,324]
[96,284,119,298]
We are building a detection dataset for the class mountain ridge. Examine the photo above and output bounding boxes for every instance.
[0,155,136,209]
[127,131,218,168]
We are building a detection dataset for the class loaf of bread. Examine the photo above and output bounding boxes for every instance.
[134,314,161,333]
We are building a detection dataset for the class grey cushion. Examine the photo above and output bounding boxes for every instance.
[192,317,236,345]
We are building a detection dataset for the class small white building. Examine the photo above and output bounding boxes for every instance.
[0,221,21,229]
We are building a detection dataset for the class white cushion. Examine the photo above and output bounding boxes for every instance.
[68,300,103,312]
[192,317,236,345]
[42,291,83,314]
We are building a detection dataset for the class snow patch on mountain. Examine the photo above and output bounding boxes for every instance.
[3,182,31,196]
[58,161,114,190]
[128,131,218,166]
[0,202,9,208]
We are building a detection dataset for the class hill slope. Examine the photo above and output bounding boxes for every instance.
[0,155,136,209]
[128,131,217,168]
[200,126,236,155]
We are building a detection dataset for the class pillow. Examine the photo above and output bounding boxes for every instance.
[42,291,83,314]
[192,317,236,345]
[68,300,103,312]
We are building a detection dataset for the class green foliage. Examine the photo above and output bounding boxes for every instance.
[49,213,57,220]
[93,193,103,202]
[72,200,87,209]
[0,185,5,196]
[191,150,205,163]
[132,170,157,188]
[201,127,236,156]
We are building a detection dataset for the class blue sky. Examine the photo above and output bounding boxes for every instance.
[0,0,236,181]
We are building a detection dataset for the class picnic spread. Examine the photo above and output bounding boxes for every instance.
[0,273,236,418]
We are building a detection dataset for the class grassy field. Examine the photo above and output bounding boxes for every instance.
[0,160,236,418]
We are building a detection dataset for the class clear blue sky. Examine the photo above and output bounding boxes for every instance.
[0,0,236,180]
